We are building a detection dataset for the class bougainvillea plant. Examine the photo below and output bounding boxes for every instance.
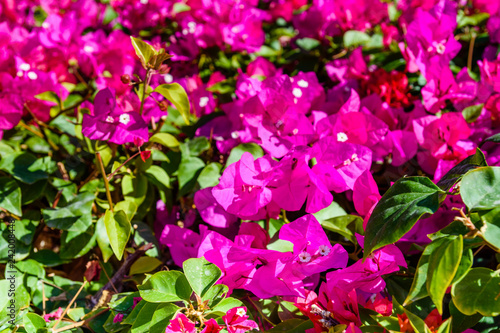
[1,0,500,332]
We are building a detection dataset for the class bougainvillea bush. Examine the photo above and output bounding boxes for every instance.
[1,0,500,332]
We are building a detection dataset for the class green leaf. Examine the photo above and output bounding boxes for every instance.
[436,148,487,192]
[484,132,500,144]
[480,207,500,251]
[343,30,371,47]
[0,177,22,216]
[122,174,148,207]
[452,267,500,316]
[43,192,95,233]
[0,152,48,184]
[131,36,156,69]
[209,297,244,315]
[60,227,97,259]
[154,83,191,125]
[149,133,180,149]
[449,298,482,333]
[436,317,452,333]
[114,200,138,222]
[23,313,47,333]
[130,257,162,276]
[202,284,228,308]
[145,165,171,190]
[34,91,60,105]
[313,201,347,223]
[198,163,222,188]
[138,271,192,303]
[426,235,463,314]
[226,143,264,167]
[295,38,320,51]
[364,177,444,257]
[461,166,500,210]
[178,156,205,190]
[96,216,114,262]
[265,319,314,332]
[182,257,222,297]
[149,303,179,333]
[462,104,484,123]
[130,302,159,333]
[104,209,131,261]
[320,215,364,243]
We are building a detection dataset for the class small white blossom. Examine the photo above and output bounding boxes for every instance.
[83,45,94,53]
[297,79,309,88]
[337,132,348,142]
[19,63,30,71]
[292,88,303,98]
[318,245,331,256]
[343,159,351,166]
[199,96,209,108]
[119,114,131,125]
[236,308,246,316]
[27,72,38,80]
[163,74,173,83]
[298,251,311,263]
[105,116,115,123]
[351,153,358,161]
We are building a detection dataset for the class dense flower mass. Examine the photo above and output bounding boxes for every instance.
[1,0,500,333]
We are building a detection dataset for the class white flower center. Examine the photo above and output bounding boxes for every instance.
[140,0,148,4]
[119,114,131,125]
[297,79,308,88]
[187,21,196,33]
[199,96,209,108]
[231,131,240,139]
[351,153,358,161]
[292,88,302,98]
[236,308,246,316]
[292,128,298,135]
[163,74,173,83]
[84,45,94,53]
[298,251,311,263]
[343,159,351,166]
[435,42,446,55]
[42,22,50,29]
[318,245,330,256]
[19,63,30,71]
[105,116,115,123]
[27,72,38,80]
[337,132,348,142]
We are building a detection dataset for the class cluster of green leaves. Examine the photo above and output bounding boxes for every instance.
[362,146,500,332]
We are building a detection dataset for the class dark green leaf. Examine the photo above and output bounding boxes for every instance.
[364,177,444,257]
[484,132,500,144]
[43,192,95,233]
[138,271,192,303]
[0,177,22,216]
[130,302,160,333]
[265,319,314,332]
[480,207,500,251]
[461,166,500,210]
[202,284,228,308]
[320,215,364,243]
[0,152,48,184]
[436,148,487,192]
[449,299,482,333]
[183,257,222,297]
[451,267,500,316]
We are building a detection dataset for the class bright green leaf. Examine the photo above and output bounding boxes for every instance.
[138,271,192,303]
[130,257,162,276]
[344,30,371,47]
[104,209,131,261]
[149,133,180,149]
[452,267,500,316]
[182,257,221,297]
[461,166,500,210]
[149,303,179,333]
[225,143,264,167]
[436,148,487,192]
[131,36,156,69]
[198,163,222,189]
[462,104,484,123]
[155,84,191,125]
[23,313,46,333]
[43,192,95,233]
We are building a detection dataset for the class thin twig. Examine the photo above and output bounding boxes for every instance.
[52,320,85,333]
[468,32,476,72]
[107,151,141,181]
[53,280,88,331]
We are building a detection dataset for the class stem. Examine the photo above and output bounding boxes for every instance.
[139,69,151,116]
[96,152,114,212]
[52,280,88,331]
[52,320,85,333]
[468,32,476,72]
[107,151,141,181]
